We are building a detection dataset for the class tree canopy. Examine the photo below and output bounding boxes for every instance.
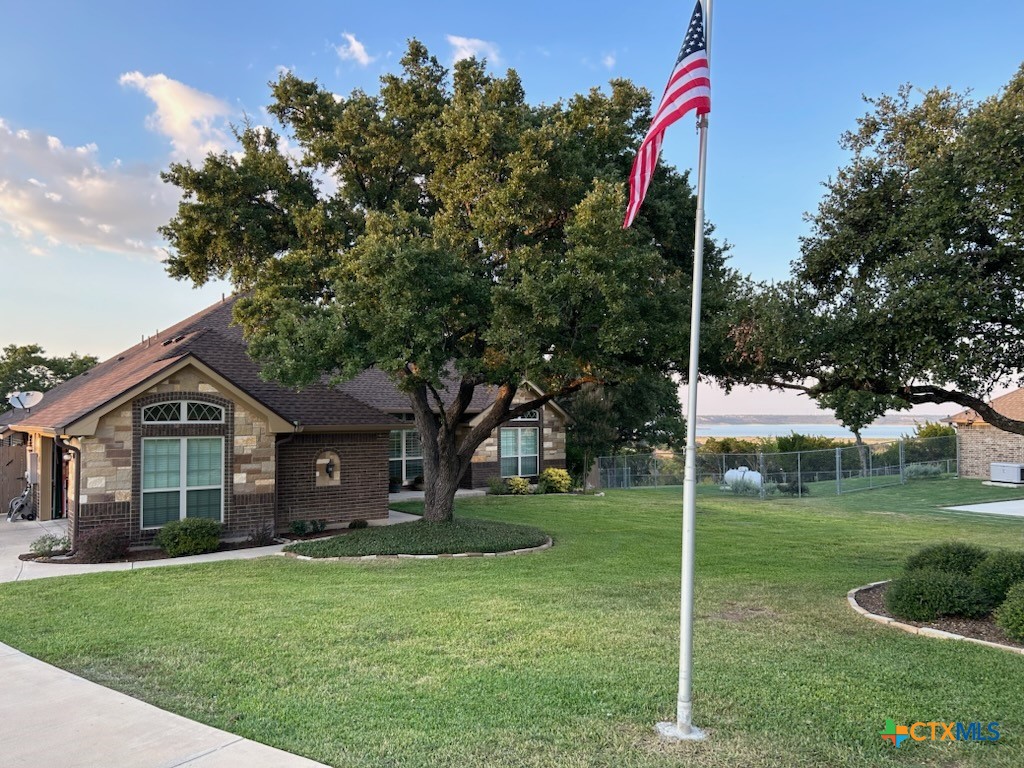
[0,344,97,413]
[724,64,1024,434]
[160,41,731,520]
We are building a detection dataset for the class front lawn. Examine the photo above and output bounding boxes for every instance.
[2,479,1024,767]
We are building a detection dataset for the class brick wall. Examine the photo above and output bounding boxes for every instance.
[276,432,389,528]
[958,424,1024,479]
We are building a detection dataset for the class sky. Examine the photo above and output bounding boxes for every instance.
[1,1,1021,416]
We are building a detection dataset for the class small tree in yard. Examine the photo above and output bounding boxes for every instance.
[160,42,732,521]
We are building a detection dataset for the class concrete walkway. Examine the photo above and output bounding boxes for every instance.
[0,641,330,768]
[0,510,420,583]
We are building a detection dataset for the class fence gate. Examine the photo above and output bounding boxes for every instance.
[0,439,27,508]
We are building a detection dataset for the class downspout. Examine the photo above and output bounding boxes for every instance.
[54,434,80,547]
[274,421,302,533]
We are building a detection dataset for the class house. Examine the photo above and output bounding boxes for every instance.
[948,388,1024,478]
[339,369,568,490]
[1,296,567,546]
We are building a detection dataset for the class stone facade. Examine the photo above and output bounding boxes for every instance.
[461,401,567,489]
[75,365,281,544]
[276,433,389,528]
[957,423,1024,479]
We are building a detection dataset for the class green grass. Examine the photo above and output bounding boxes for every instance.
[284,517,548,557]
[2,479,1024,767]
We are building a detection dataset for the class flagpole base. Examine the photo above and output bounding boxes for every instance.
[656,721,707,742]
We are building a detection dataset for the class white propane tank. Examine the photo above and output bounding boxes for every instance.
[723,466,762,487]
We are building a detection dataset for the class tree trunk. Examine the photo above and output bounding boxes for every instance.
[854,431,869,478]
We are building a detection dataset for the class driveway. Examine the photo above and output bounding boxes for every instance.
[942,499,1024,518]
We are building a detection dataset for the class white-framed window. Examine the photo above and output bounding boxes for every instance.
[500,427,538,477]
[511,409,539,421]
[142,401,224,424]
[389,429,423,483]
[142,437,224,528]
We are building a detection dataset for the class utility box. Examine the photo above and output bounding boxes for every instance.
[990,462,1024,484]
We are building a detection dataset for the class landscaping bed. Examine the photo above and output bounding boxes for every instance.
[854,581,1024,649]
[283,517,549,558]
[19,538,275,565]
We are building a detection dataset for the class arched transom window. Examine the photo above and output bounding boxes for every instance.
[142,401,225,424]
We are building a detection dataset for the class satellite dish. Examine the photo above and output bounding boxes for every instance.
[7,391,44,410]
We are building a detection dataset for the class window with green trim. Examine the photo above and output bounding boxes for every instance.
[142,437,223,528]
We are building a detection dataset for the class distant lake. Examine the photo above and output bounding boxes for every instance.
[696,423,915,441]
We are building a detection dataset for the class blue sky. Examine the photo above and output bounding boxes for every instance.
[2,1,1021,414]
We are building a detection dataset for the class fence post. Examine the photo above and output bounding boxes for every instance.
[797,451,802,498]
[835,447,842,495]
[654,455,660,488]
[868,445,873,489]
[899,439,905,484]
[758,452,766,499]
[955,434,960,478]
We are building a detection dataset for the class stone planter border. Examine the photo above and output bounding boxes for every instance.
[279,536,553,562]
[848,580,1024,656]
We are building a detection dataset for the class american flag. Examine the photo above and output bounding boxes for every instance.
[623,0,711,228]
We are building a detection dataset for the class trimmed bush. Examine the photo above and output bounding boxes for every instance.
[885,569,988,622]
[506,476,531,495]
[904,463,943,479]
[30,533,71,557]
[349,519,369,529]
[729,478,761,496]
[76,525,130,564]
[538,468,572,494]
[905,541,989,576]
[290,520,309,536]
[996,582,1024,642]
[486,477,508,495]
[972,550,1024,610]
[154,518,221,557]
[309,519,327,534]
[781,481,810,496]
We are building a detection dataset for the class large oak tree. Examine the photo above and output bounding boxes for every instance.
[160,42,731,520]
[725,64,1024,434]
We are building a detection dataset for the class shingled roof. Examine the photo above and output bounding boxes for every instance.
[339,368,499,414]
[947,387,1024,426]
[5,296,399,435]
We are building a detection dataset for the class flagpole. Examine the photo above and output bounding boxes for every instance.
[658,0,711,743]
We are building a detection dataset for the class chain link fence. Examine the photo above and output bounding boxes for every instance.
[596,435,957,497]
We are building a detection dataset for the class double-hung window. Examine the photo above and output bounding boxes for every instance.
[389,429,423,483]
[142,437,223,528]
[500,427,538,477]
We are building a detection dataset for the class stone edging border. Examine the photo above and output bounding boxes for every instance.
[848,580,1024,656]
[277,536,553,562]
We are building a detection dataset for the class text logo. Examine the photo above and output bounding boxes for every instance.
[880,719,1000,747]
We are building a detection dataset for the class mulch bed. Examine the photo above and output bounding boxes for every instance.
[855,582,1024,650]
[18,538,282,565]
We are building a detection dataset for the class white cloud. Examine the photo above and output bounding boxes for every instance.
[602,53,616,69]
[119,72,232,161]
[446,35,501,66]
[0,119,179,258]
[335,32,374,67]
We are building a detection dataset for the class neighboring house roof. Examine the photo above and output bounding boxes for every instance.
[947,387,1024,426]
[5,296,399,436]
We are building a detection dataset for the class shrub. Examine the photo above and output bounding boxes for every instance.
[154,518,221,557]
[76,525,130,564]
[309,519,327,534]
[728,478,761,496]
[349,519,368,529]
[487,477,508,495]
[30,533,71,557]
[290,520,309,536]
[885,569,989,622]
[904,463,943,479]
[538,468,572,494]
[972,550,1024,610]
[905,542,989,576]
[996,582,1024,642]
[246,524,277,546]
[506,476,531,495]
[781,481,810,496]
